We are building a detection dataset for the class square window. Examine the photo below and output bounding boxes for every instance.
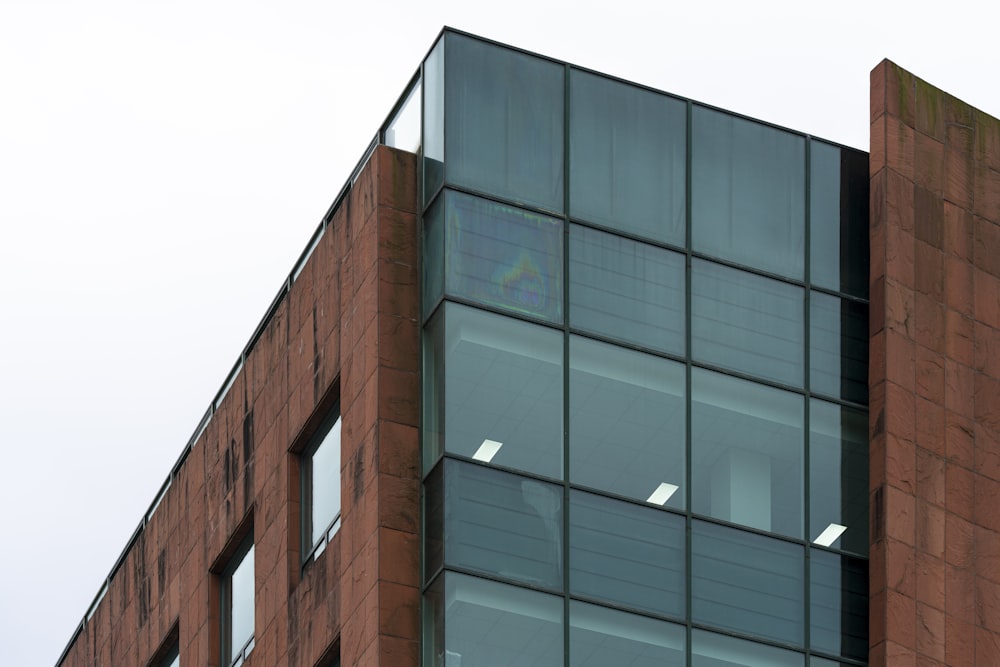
[302,407,342,562]
[222,536,254,667]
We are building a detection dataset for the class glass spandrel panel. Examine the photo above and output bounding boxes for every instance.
[422,196,444,320]
[569,490,685,618]
[810,549,869,661]
[692,259,804,388]
[229,544,255,660]
[309,415,341,546]
[569,225,685,355]
[444,460,563,590]
[569,336,685,507]
[691,628,804,667]
[692,106,805,280]
[810,291,868,404]
[423,36,444,206]
[443,571,564,666]
[810,141,869,298]
[692,521,804,647]
[444,191,563,324]
[809,399,868,555]
[445,33,564,213]
[570,600,685,667]
[570,69,686,246]
[691,368,804,538]
[424,302,563,478]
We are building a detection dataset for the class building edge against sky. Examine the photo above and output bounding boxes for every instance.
[55,27,1000,667]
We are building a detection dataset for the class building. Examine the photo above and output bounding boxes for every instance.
[55,27,1000,667]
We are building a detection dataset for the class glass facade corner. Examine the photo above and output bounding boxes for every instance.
[420,29,869,667]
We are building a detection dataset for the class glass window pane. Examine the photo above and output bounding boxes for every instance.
[810,549,869,661]
[444,460,563,590]
[809,399,868,555]
[422,306,446,472]
[444,191,563,324]
[309,414,341,547]
[691,368,803,538]
[691,628,804,667]
[692,521,804,647]
[423,196,444,320]
[810,291,868,404]
[443,572,564,666]
[425,303,564,479]
[570,600,685,667]
[569,225,685,355]
[229,544,254,659]
[569,490,685,618]
[424,463,444,583]
[423,36,444,206]
[569,336,685,507]
[445,33,564,213]
[570,70,686,246]
[692,259,804,387]
[692,106,805,279]
[386,80,421,154]
[809,658,851,667]
[810,141,869,298]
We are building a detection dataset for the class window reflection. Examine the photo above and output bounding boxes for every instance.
[809,399,868,555]
[570,600,685,666]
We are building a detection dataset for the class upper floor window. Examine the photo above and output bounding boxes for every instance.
[222,535,254,667]
[302,407,342,562]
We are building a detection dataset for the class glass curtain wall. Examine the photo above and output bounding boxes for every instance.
[421,29,870,667]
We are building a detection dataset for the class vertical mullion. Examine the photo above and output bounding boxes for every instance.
[684,98,694,667]
[562,62,572,667]
[803,137,813,659]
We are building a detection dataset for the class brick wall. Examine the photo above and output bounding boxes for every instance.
[870,60,1000,666]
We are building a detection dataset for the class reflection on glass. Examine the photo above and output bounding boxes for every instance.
[422,303,563,478]
[570,600,685,666]
[691,628,804,667]
[691,368,803,538]
[570,69,686,246]
[229,544,254,661]
[692,259,804,387]
[570,225,685,354]
[441,460,563,590]
[423,463,444,583]
[386,80,422,153]
[445,33,564,212]
[810,140,869,298]
[432,572,564,667]
[692,106,805,279]
[569,336,685,506]
[309,414,341,548]
[570,490,685,617]
[811,549,869,661]
[810,399,868,555]
[423,36,444,206]
[692,521,804,647]
[444,191,563,324]
[810,291,868,404]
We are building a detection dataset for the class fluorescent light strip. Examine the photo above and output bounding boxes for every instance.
[472,439,503,463]
[647,482,679,506]
[814,523,847,547]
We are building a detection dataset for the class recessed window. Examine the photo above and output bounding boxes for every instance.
[159,645,179,667]
[222,536,254,667]
[302,407,342,563]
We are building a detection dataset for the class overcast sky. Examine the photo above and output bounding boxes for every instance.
[1,1,997,664]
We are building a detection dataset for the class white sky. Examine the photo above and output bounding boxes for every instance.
[0,1,996,664]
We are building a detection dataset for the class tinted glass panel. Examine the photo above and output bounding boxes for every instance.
[309,414,341,547]
[422,307,446,471]
[444,460,563,590]
[691,629,804,667]
[229,544,255,659]
[569,490,685,618]
[810,141,869,298]
[691,368,803,538]
[424,463,444,583]
[570,70,686,246]
[810,549,869,661]
[810,399,868,555]
[692,106,805,279]
[570,600,685,667]
[423,303,563,478]
[422,196,444,320]
[810,291,868,404]
[570,225,685,354]
[423,37,444,206]
[692,521,804,646]
[443,572,564,666]
[692,259,804,387]
[445,33,564,213]
[444,191,563,324]
[569,336,685,507]
[810,658,850,667]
